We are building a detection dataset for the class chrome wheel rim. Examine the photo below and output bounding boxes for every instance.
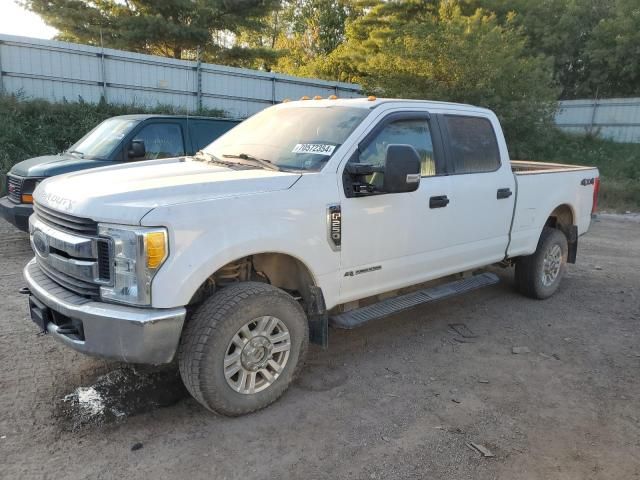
[542,244,562,287]
[224,316,291,395]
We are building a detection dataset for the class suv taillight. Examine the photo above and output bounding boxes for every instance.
[592,177,600,214]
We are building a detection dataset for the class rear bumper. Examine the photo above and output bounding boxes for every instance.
[0,196,32,232]
[24,258,186,364]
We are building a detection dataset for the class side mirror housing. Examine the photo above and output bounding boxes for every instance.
[128,140,146,159]
[382,144,421,193]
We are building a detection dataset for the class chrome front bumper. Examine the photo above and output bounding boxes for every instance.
[24,258,186,364]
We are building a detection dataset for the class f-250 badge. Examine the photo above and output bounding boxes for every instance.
[327,204,341,251]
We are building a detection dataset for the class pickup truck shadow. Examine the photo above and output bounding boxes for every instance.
[55,364,188,432]
[54,267,517,431]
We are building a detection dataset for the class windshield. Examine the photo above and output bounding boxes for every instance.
[67,118,139,160]
[204,106,369,172]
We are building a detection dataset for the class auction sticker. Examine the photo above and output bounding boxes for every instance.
[292,143,336,156]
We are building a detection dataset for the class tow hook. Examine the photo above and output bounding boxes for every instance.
[19,287,31,295]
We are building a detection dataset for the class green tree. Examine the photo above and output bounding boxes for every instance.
[22,0,278,61]
[305,1,558,145]
[585,0,640,97]
[460,0,640,98]
[237,0,363,72]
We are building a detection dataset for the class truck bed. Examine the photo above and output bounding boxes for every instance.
[511,160,595,175]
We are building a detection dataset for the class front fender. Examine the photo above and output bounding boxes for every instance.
[142,177,341,309]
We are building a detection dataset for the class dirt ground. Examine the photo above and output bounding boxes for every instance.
[1,214,639,480]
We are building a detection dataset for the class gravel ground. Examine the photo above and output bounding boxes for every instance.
[1,215,639,480]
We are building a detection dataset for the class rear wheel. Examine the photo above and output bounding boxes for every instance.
[178,282,308,415]
[515,226,568,299]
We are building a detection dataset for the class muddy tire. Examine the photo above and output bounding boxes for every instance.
[178,282,308,416]
[515,227,568,299]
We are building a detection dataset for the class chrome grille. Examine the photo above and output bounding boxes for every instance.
[30,209,111,298]
[33,202,98,236]
[36,257,100,297]
[6,174,23,203]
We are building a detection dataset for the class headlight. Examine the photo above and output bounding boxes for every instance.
[98,224,168,306]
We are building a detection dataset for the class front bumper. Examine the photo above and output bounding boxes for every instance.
[0,196,33,232]
[24,258,186,364]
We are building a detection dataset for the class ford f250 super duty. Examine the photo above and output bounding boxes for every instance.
[22,97,600,415]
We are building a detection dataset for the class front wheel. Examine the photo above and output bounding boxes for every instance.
[515,226,568,299]
[178,282,308,416]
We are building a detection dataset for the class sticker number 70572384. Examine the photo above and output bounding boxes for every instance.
[292,143,336,156]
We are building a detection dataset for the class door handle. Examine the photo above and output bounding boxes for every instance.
[497,188,513,199]
[429,195,450,208]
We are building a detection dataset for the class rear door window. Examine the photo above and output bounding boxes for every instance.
[444,116,500,174]
[132,123,185,160]
[189,120,237,152]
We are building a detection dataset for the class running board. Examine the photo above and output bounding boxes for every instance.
[330,272,499,329]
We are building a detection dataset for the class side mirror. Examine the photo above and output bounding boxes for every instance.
[128,140,146,158]
[382,144,421,193]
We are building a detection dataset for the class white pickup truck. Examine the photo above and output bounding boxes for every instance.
[23,97,600,415]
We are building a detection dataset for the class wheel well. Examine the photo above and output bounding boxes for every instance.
[545,204,578,263]
[546,204,574,230]
[189,253,316,308]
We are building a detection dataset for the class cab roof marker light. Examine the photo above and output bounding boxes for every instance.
[367,95,377,101]
[300,96,310,100]
[282,98,291,103]
[328,95,338,100]
[313,95,322,100]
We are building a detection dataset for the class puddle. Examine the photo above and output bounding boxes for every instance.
[56,365,189,431]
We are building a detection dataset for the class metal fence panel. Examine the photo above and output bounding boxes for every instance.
[0,34,362,118]
[556,98,640,143]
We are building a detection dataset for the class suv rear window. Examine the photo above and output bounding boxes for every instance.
[444,116,500,174]
[190,120,237,151]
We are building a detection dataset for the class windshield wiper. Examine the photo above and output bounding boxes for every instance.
[67,150,84,157]
[222,153,280,171]
[193,151,243,168]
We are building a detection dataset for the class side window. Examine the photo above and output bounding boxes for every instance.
[444,116,500,174]
[190,121,236,151]
[357,118,437,177]
[132,123,185,160]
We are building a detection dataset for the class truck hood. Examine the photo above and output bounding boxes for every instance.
[34,158,302,225]
[11,154,116,177]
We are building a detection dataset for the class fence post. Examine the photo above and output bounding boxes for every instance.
[588,88,599,136]
[99,30,107,101]
[0,39,4,94]
[272,76,276,104]
[196,46,202,112]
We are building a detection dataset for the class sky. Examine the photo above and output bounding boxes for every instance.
[0,0,58,39]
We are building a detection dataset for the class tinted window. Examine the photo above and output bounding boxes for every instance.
[357,118,437,177]
[133,123,185,160]
[190,120,238,151]
[445,116,500,174]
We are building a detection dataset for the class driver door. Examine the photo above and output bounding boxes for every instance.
[338,112,453,304]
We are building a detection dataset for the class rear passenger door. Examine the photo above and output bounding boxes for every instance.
[439,114,515,269]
